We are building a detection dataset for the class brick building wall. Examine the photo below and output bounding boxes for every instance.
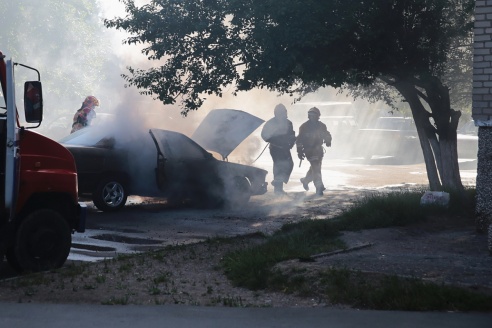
[473,0,492,252]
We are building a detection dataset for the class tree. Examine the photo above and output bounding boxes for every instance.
[0,0,110,111]
[105,0,474,192]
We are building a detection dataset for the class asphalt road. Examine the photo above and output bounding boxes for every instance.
[67,157,477,263]
[1,302,491,328]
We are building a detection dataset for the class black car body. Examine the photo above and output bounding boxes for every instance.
[60,109,268,211]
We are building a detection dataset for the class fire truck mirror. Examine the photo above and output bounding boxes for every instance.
[24,81,43,123]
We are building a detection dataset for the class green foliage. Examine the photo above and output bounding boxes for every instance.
[60,262,88,278]
[316,269,492,312]
[153,272,171,285]
[222,190,475,291]
[221,189,487,311]
[0,0,112,115]
[213,295,244,307]
[105,0,473,115]
[101,295,130,305]
[95,275,106,284]
[334,190,431,230]
[222,223,344,290]
[106,0,473,192]
[14,273,50,288]
[118,261,135,273]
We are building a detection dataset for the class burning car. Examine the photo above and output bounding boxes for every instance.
[60,109,268,211]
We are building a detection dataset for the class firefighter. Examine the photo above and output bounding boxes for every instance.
[296,107,332,196]
[70,95,99,133]
[261,103,296,194]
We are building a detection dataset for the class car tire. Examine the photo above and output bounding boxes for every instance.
[225,176,251,209]
[13,209,71,272]
[93,176,128,212]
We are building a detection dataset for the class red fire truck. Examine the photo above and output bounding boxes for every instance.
[0,50,85,272]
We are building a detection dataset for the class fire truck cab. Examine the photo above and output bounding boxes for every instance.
[0,50,85,272]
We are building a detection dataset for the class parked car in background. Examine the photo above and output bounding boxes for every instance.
[60,109,268,211]
[457,120,478,160]
[320,116,359,158]
[354,116,422,162]
[310,112,478,163]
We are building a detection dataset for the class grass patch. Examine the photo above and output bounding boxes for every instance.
[60,262,87,278]
[153,272,171,285]
[211,295,245,307]
[266,268,492,311]
[101,295,129,305]
[318,269,492,312]
[224,190,438,290]
[222,222,344,290]
[332,191,429,230]
[13,273,50,288]
[222,189,487,311]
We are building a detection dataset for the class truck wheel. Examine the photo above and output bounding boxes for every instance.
[13,209,71,272]
[5,247,21,272]
[93,177,128,212]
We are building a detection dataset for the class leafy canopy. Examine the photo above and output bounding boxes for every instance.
[0,0,111,109]
[105,0,473,115]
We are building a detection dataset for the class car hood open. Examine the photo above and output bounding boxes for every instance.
[191,109,264,159]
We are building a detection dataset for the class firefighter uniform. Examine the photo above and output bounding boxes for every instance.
[71,96,99,134]
[296,107,332,196]
[261,104,296,194]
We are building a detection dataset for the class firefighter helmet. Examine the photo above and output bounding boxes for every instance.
[274,103,287,117]
[84,95,99,107]
[308,107,320,116]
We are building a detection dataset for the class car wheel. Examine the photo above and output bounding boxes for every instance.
[225,176,251,209]
[93,176,128,212]
[13,209,71,272]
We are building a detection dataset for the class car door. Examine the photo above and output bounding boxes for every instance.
[61,134,128,195]
[149,129,222,198]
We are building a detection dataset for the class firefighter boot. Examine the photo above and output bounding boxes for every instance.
[272,181,285,195]
[300,178,309,191]
[316,186,326,196]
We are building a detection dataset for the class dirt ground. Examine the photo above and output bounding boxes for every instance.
[0,159,486,307]
[0,186,490,307]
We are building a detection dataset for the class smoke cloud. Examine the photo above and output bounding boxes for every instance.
[7,0,426,214]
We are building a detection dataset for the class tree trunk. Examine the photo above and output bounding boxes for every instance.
[393,78,464,193]
[423,77,464,192]
[439,138,463,190]
[394,81,441,190]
